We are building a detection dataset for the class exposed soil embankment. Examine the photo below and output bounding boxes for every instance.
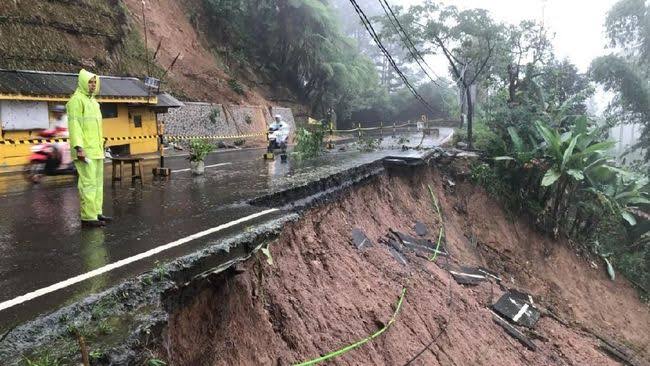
[161,164,650,365]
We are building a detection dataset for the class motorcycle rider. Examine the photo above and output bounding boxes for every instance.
[67,69,111,228]
[49,104,72,169]
[268,114,290,153]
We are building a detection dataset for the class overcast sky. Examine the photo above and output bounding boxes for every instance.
[382,0,618,113]
[393,0,617,72]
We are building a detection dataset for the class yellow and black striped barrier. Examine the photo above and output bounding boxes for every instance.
[0,132,269,146]
[165,132,267,141]
[0,119,453,147]
[0,135,159,145]
[330,122,417,134]
[105,135,158,142]
[0,138,69,145]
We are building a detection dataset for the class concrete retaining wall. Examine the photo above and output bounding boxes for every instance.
[160,103,297,143]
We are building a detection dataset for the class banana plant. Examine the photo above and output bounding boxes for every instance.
[533,119,617,230]
[536,120,615,187]
[585,168,650,226]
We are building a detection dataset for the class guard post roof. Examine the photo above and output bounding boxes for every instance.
[0,69,159,104]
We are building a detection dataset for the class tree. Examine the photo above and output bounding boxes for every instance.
[386,2,504,149]
[201,0,386,119]
[501,20,553,105]
[590,0,650,162]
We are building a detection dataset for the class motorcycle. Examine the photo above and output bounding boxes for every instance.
[24,128,76,183]
[267,126,289,154]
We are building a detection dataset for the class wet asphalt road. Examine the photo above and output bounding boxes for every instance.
[0,131,451,329]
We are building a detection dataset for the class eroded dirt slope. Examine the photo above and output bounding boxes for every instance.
[162,166,650,365]
[122,0,294,106]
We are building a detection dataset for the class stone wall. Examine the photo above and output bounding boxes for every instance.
[160,102,296,144]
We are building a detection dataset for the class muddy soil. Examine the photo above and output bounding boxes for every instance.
[161,166,650,365]
[122,0,293,107]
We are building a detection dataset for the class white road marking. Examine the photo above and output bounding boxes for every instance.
[449,270,485,279]
[512,303,530,322]
[172,162,232,173]
[0,208,279,312]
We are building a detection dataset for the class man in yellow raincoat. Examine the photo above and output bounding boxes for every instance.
[67,69,112,228]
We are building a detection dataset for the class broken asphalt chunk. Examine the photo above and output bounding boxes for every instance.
[478,267,502,282]
[390,230,448,257]
[379,236,408,266]
[492,290,540,328]
[598,340,642,366]
[449,266,487,285]
[491,311,537,351]
[414,221,427,236]
[389,246,408,266]
[351,228,372,250]
[382,156,425,170]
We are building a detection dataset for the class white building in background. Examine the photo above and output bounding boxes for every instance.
[609,123,645,164]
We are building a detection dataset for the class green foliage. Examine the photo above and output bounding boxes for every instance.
[90,297,116,321]
[97,320,113,335]
[357,138,381,152]
[604,0,649,61]
[591,55,650,160]
[209,108,221,124]
[591,0,649,162]
[233,139,246,146]
[228,79,245,95]
[22,353,62,366]
[293,127,325,159]
[147,359,167,366]
[454,119,506,156]
[470,163,507,198]
[202,0,386,119]
[89,350,105,362]
[188,139,214,162]
[396,136,410,145]
[153,260,168,282]
[477,99,649,291]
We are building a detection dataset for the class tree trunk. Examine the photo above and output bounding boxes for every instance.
[507,64,518,104]
[466,86,474,149]
[553,178,571,232]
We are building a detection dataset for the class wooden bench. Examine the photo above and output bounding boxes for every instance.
[111,157,144,185]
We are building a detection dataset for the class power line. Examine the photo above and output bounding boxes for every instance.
[348,0,437,114]
[377,0,457,112]
[377,0,445,89]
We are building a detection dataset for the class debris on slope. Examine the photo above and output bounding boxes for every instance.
[161,164,650,365]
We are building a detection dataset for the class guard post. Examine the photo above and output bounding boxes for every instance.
[152,119,171,177]
[327,121,335,149]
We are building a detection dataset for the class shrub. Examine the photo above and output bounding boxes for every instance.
[357,138,381,152]
[228,79,245,95]
[209,108,221,123]
[454,121,506,156]
[187,139,214,162]
[293,127,325,159]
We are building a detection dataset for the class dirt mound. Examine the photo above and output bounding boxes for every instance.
[122,0,281,105]
[162,166,650,365]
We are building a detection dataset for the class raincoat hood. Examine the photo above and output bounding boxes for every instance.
[76,69,100,97]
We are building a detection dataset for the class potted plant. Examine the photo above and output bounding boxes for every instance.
[188,139,214,175]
